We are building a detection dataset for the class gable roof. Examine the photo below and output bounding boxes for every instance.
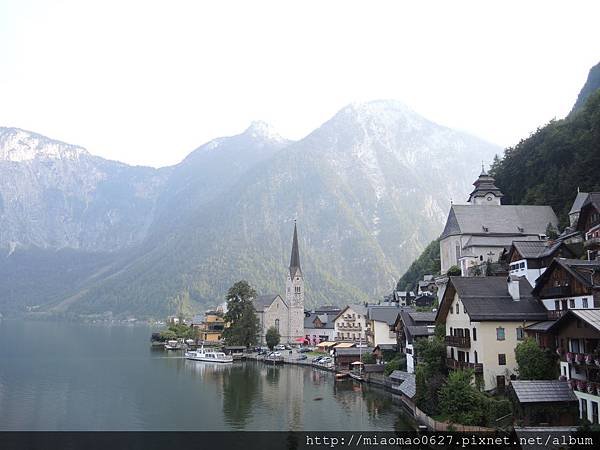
[569,191,589,215]
[304,311,335,329]
[547,309,600,334]
[408,311,437,323]
[440,205,558,240]
[576,193,600,231]
[389,371,416,399]
[437,276,547,322]
[253,294,285,312]
[531,258,600,296]
[367,305,401,325]
[335,304,368,321]
[397,307,436,343]
[511,380,577,403]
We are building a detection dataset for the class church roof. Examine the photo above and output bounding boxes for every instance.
[569,191,589,215]
[253,294,285,312]
[440,205,558,240]
[289,222,302,278]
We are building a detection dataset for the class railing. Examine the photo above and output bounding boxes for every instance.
[446,358,483,373]
[543,286,572,297]
[564,352,600,366]
[584,237,600,249]
[547,310,566,320]
[445,335,471,348]
[569,379,600,397]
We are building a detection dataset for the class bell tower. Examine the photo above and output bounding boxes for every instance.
[467,164,504,205]
[286,221,305,340]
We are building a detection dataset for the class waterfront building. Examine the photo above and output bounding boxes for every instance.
[334,304,368,343]
[544,309,600,424]
[304,308,339,344]
[439,167,558,276]
[394,308,436,373]
[509,380,579,427]
[437,276,547,392]
[192,310,225,342]
[366,305,401,347]
[254,223,305,344]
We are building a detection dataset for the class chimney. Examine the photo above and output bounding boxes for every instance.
[507,275,521,301]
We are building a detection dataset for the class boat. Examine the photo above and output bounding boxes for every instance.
[185,346,233,363]
[264,352,284,365]
[335,372,349,380]
[349,360,365,381]
[164,339,183,350]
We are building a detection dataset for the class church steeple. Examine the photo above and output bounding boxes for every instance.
[467,164,504,205]
[289,221,302,278]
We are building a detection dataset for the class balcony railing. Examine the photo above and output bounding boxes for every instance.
[569,379,600,397]
[563,352,600,366]
[543,286,572,297]
[446,358,483,373]
[445,335,471,348]
[584,237,600,249]
[547,310,566,320]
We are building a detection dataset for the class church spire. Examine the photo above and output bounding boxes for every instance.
[289,221,302,277]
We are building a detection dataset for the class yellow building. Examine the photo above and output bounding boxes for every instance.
[437,276,547,392]
[193,311,225,342]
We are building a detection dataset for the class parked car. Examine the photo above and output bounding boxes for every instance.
[297,354,307,360]
[298,347,311,353]
[274,344,286,351]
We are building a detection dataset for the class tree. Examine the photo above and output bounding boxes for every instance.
[414,328,448,415]
[515,338,557,380]
[546,222,559,240]
[447,265,461,276]
[265,326,280,350]
[439,369,486,425]
[223,281,260,347]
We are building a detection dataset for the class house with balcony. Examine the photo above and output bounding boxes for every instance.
[394,308,436,373]
[575,192,600,260]
[417,275,437,297]
[531,258,600,318]
[192,310,226,342]
[545,309,600,424]
[333,304,368,343]
[366,305,401,347]
[505,240,581,287]
[436,276,547,392]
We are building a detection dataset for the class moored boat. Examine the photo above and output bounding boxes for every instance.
[164,339,183,350]
[185,346,233,363]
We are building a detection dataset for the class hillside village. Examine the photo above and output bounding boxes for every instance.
[163,166,600,431]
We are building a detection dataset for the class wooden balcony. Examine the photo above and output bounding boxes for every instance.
[446,358,483,373]
[584,237,600,250]
[445,335,471,348]
[542,286,572,298]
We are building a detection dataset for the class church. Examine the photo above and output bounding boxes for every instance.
[253,223,305,344]
[439,166,558,276]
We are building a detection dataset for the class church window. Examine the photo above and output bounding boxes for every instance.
[275,319,280,332]
[295,286,301,294]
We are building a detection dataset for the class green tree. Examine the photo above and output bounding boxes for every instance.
[439,369,486,425]
[414,329,448,415]
[546,222,559,240]
[223,281,260,347]
[383,355,406,375]
[265,326,281,350]
[447,265,461,276]
[515,338,557,380]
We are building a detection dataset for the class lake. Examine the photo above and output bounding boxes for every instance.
[0,320,413,431]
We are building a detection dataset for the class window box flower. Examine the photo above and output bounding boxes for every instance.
[566,352,574,363]
[576,353,585,363]
[577,380,587,391]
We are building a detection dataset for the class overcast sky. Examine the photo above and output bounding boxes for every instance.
[1,1,598,167]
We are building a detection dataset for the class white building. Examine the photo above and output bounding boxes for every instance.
[334,304,368,343]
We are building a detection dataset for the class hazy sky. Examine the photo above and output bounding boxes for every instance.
[1,1,598,167]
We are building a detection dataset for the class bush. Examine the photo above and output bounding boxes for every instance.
[361,353,376,364]
[447,265,461,276]
[383,355,406,376]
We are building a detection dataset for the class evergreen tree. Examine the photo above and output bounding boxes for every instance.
[515,338,557,380]
[265,326,281,350]
[223,280,259,346]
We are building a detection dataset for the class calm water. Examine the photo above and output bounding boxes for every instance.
[0,320,412,431]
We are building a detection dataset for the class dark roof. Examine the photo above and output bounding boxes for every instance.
[407,325,434,337]
[532,258,600,296]
[511,380,577,403]
[389,371,416,399]
[438,276,547,322]
[289,222,302,278]
[304,311,335,329]
[440,205,558,240]
[524,321,556,332]
[408,312,437,323]
[368,306,401,325]
[577,193,600,231]
[335,304,368,320]
[333,348,363,356]
[467,172,504,202]
[569,191,589,215]
[253,294,284,312]
[509,239,578,262]
[373,343,397,351]
[547,309,600,334]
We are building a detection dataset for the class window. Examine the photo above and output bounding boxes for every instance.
[472,328,477,341]
[498,354,506,365]
[449,327,453,336]
[295,286,301,294]
[450,305,454,314]
[520,262,525,269]
[569,299,575,309]
[593,401,599,424]
[456,303,460,314]
[275,319,280,332]
[496,327,505,341]
[583,298,589,309]
[516,327,524,341]
[582,399,588,420]
[474,351,478,364]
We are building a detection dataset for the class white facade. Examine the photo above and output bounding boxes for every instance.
[508,259,546,287]
[334,306,367,343]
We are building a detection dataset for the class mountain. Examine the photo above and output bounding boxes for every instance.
[0,101,500,317]
[571,61,600,115]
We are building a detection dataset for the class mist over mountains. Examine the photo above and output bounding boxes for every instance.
[0,100,499,317]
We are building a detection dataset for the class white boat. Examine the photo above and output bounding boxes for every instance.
[185,346,233,363]
[164,339,183,350]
